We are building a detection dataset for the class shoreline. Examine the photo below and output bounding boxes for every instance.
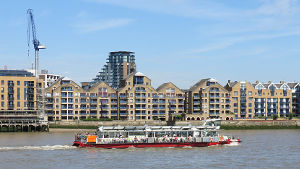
[49,124,300,130]
[49,128,95,133]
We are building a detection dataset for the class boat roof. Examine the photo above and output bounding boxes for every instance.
[98,125,218,131]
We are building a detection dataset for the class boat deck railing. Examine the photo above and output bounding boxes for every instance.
[75,136,220,144]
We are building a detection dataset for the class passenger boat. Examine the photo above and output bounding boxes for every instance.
[72,119,239,149]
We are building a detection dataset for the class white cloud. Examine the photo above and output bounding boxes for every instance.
[75,18,134,33]
[254,0,298,16]
[85,0,235,18]
[190,30,300,53]
[86,0,300,52]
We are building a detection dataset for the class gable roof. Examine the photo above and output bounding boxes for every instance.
[189,78,210,91]
[87,81,115,92]
[156,82,183,93]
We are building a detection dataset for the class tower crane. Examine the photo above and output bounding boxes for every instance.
[27,9,46,77]
[27,9,47,122]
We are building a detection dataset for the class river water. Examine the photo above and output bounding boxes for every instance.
[0,130,299,169]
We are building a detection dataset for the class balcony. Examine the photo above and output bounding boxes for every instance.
[135,101,146,104]
[135,89,146,92]
[61,88,73,91]
[135,95,146,98]
[90,94,97,98]
[120,100,127,104]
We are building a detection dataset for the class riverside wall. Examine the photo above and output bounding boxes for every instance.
[50,119,300,127]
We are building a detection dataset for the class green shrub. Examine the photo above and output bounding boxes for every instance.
[273,114,278,120]
[288,113,293,120]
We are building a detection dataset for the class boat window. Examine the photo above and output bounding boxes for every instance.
[128,131,145,136]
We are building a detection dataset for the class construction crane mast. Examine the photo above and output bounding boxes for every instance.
[27,9,47,124]
[27,9,46,77]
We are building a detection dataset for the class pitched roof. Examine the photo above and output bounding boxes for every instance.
[87,81,115,92]
[287,82,299,88]
[46,77,64,89]
[189,78,210,91]
[156,82,183,92]
[227,81,238,88]
[190,78,210,91]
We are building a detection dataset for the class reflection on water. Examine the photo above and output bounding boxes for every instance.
[0,130,299,169]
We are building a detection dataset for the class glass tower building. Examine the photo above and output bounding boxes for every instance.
[92,51,136,88]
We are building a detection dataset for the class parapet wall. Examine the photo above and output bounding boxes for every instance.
[50,119,300,127]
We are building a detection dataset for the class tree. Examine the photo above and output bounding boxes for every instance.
[288,113,293,120]
[273,114,278,120]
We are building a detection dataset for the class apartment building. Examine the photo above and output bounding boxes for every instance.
[225,81,293,118]
[155,82,185,121]
[0,70,47,131]
[288,83,300,116]
[92,51,136,89]
[39,69,61,88]
[186,78,233,121]
[45,77,85,121]
[45,72,187,121]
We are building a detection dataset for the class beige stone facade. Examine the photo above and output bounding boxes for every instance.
[45,72,186,121]
[44,74,296,121]
[0,76,41,111]
[225,81,293,118]
[186,78,234,121]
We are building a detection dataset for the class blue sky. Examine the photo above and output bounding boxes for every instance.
[0,0,299,88]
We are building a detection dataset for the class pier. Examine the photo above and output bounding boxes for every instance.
[0,110,49,132]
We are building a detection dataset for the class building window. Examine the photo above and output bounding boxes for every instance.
[249,91,252,96]
[234,109,238,113]
[249,109,252,113]
[17,81,20,85]
[17,102,20,107]
[134,76,144,85]
[234,91,238,96]
[233,97,238,101]
[1,80,4,85]
[248,103,252,107]
[17,88,20,100]
[1,87,4,93]
[234,103,238,107]
[1,102,3,107]
[98,87,108,97]
[1,95,4,100]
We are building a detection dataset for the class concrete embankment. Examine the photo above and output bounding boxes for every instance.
[49,119,300,130]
